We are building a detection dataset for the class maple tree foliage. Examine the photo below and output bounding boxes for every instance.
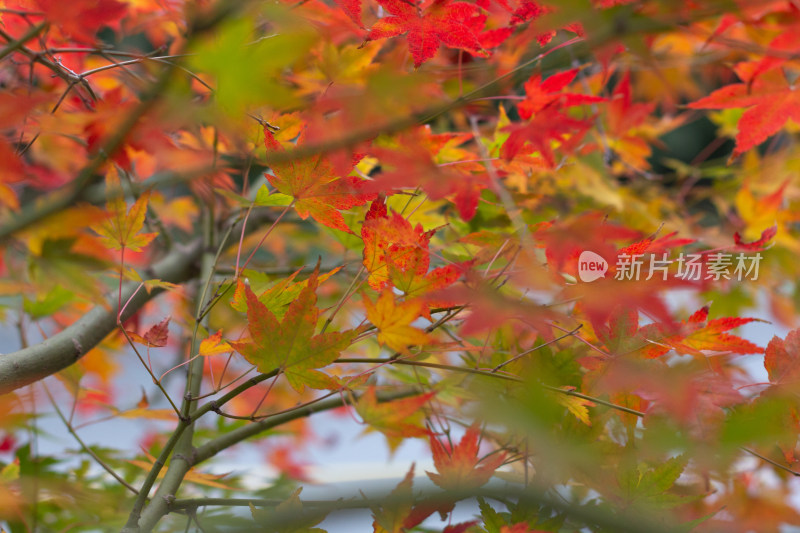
[5,0,800,532]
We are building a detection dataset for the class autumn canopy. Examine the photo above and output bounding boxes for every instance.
[2,0,800,531]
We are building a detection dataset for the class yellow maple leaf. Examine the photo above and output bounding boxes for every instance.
[199,329,232,356]
[363,290,430,353]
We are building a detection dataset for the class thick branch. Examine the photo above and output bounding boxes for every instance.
[169,486,681,533]
[0,210,275,395]
[0,239,202,395]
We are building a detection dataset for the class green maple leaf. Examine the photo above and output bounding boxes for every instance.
[231,267,353,392]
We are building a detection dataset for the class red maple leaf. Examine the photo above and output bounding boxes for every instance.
[517,68,605,119]
[734,224,778,251]
[127,316,171,348]
[688,69,800,158]
[364,0,489,68]
[35,0,128,44]
[265,128,376,234]
[764,329,800,386]
[335,0,364,27]
[501,69,601,165]
[361,197,435,290]
[501,107,593,165]
[534,217,697,325]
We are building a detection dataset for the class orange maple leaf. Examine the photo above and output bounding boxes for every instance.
[426,424,505,491]
[638,306,765,359]
[355,386,434,450]
[265,128,375,234]
[91,167,158,252]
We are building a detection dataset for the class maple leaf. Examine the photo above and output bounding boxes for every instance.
[35,0,128,44]
[734,181,794,250]
[231,266,342,319]
[602,73,659,172]
[500,67,604,165]
[364,0,488,68]
[198,329,232,357]
[687,69,800,158]
[126,316,170,348]
[535,215,688,325]
[734,225,777,250]
[265,128,375,234]
[501,106,593,166]
[389,262,464,313]
[335,0,364,27]
[129,451,236,489]
[91,167,158,252]
[370,464,440,533]
[268,445,311,482]
[372,464,415,533]
[638,306,764,359]
[553,388,594,425]
[363,290,431,353]
[443,521,480,533]
[367,130,490,221]
[361,197,436,290]
[231,266,354,392]
[517,68,605,119]
[509,0,548,26]
[355,386,434,451]
[617,454,689,509]
[426,424,505,491]
[764,329,800,386]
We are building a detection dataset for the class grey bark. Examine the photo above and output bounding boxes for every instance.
[0,239,203,395]
[0,208,277,395]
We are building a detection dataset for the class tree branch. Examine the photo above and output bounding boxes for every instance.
[191,387,422,466]
[169,485,683,533]
[0,239,200,395]
[0,210,276,395]
[0,22,47,62]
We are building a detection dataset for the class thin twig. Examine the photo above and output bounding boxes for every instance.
[492,324,583,372]
[42,383,140,494]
